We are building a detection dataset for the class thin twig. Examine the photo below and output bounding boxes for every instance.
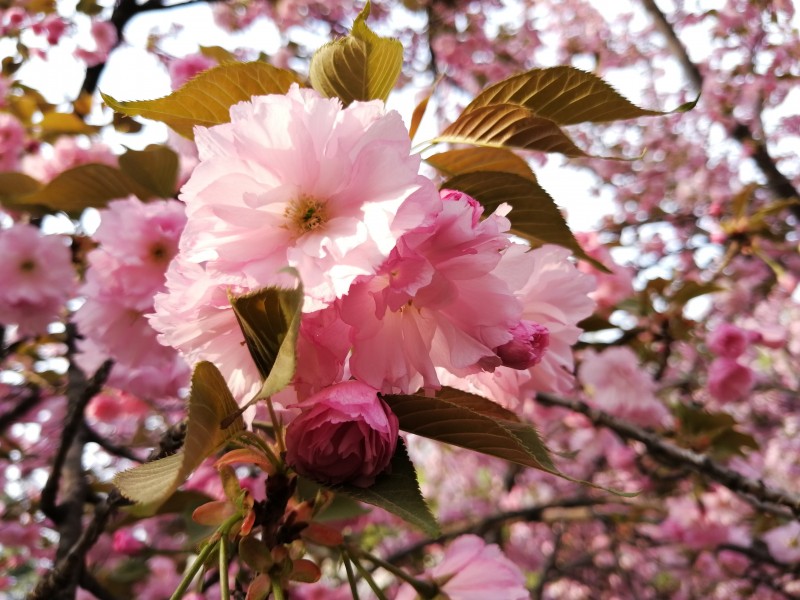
[537,393,800,519]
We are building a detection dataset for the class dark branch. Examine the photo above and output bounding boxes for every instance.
[537,393,800,519]
[640,0,800,218]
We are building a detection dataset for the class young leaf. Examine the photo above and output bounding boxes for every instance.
[441,170,604,270]
[427,147,536,181]
[331,439,440,537]
[433,104,588,157]
[465,66,698,124]
[113,362,245,510]
[118,145,180,199]
[409,78,440,141]
[101,61,304,138]
[309,0,403,105]
[229,276,303,400]
[12,164,152,215]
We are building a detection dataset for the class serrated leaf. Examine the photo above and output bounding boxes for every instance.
[433,104,588,157]
[441,171,604,270]
[309,0,403,105]
[199,45,238,64]
[118,145,179,199]
[383,391,635,497]
[101,61,304,138]
[230,276,303,401]
[331,439,439,537]
[382,391,556,472]
[113,362,244,510]
[11,164,151,215]
[465,66,698,124]
[426,147,536,180]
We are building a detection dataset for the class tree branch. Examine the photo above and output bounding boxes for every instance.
[639,0,800,218]
[536,393,800,519]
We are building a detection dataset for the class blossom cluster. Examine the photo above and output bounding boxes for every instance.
[150,84,596,485]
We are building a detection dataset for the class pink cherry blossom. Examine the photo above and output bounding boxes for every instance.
[707,323,749,359]
[707,357,756,403]
[340,191,520,393]
[396,534,528,600]
[74,19,118,67]
[22,136,116,183]
[0,224,75,335]
[284,380,399,487]
[73,197,188,398]
[762,521,800,564]
[579,346,672,427]
[178,84,439,310]
[168,53,216,89]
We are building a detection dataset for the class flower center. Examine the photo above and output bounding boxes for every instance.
[19,259,36,273]
[285,195,328,235]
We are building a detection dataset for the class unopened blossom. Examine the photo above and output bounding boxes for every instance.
[579,346,671,428]
[495,320,550,370]
[177,84,438,310]
[762,521,800,564]
[0,224,75,334]
[396,534,528,600]
[285,381,398,487]
[707,357,756,403]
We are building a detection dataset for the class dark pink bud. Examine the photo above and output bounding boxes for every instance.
[495,321,550,370]
[285,381,399,488]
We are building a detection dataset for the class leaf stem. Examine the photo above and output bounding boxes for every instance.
[266,397,286,454]
[219,534,229,600]
[168,539,219,600]
[271,577,286,600]
[346,548,389,600]
[341,550,361,600]
[350,547,437,598]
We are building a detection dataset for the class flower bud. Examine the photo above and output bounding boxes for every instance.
[285,381,399,488]
[495,321,550,370]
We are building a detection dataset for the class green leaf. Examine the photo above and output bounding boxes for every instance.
[229,275,303,400]
[10,164,151,215]
[101,61,304,138]
[199,45,239,64]
[441,171,604,270]
[427,147,536,181]
[38,111,99,137]
[0,172,43,198]
[433,104,588,157]
[383,390,636,497]
[309,0,403,105]
[113,362,245,511]
[465,66,698,124]
[669,281,722,305]
[332,439,439,537]
[382,391,557,473]
[118,145,179,199]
